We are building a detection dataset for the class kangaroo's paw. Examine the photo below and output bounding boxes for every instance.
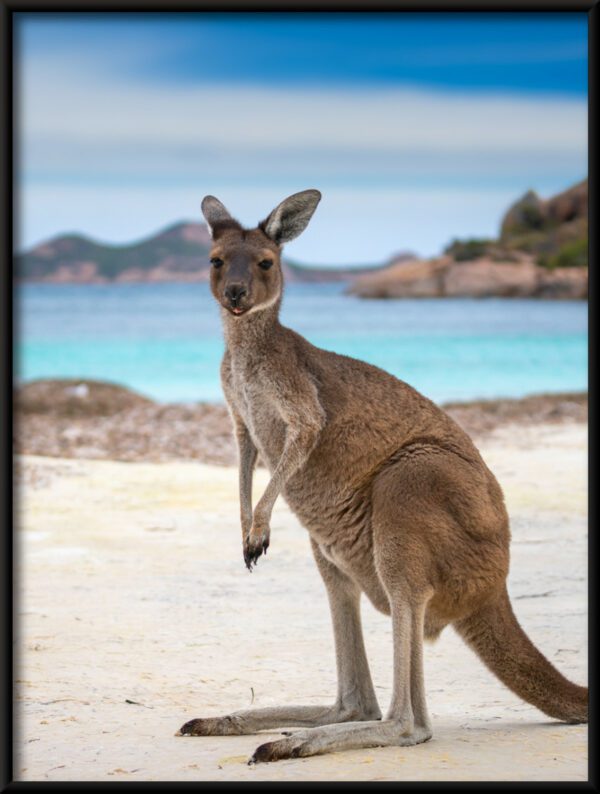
[249,735,309,763]
[243,526,270,570]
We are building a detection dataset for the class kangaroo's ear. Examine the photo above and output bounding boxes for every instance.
[259,189,321,245]
[201,195,241,239]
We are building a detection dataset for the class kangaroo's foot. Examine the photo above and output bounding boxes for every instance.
[249,719,432,763]
[176,702,381,737]
[177,715,242,736]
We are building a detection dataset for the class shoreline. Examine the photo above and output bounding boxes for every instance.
[15,379,587,466]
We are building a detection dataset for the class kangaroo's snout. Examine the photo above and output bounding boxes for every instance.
[224,284,248,306]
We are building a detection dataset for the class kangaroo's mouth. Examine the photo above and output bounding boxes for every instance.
[227,305,249,316]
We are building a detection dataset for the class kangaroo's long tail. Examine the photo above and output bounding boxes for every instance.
[454,586,587,723]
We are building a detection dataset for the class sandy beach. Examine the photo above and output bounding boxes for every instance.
[14,419,588,782]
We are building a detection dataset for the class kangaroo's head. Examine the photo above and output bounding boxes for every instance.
[201,190,321,317]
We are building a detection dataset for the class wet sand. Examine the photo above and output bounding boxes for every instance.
[14,421,588,781]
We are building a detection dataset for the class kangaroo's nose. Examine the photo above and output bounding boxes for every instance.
[224,284,247,305]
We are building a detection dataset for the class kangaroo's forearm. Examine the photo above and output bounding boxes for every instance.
[252,422,320,527]
[236,426,258,536]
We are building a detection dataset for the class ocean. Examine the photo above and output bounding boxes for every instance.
[15,283,588,405]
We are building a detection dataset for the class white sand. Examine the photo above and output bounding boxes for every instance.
[14,422,588,782]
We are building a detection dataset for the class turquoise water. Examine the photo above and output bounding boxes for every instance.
[15,283,588,404]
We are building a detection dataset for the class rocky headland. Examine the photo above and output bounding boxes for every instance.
[347,253,587,300]
[348,180,588,300]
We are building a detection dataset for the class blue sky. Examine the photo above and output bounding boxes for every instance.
[16,13,587,264]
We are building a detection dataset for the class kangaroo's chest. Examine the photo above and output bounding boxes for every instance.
[225,360,287,469]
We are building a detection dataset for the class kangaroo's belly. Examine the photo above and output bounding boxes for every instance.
[283,476,391,614]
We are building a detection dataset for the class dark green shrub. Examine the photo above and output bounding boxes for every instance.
[539,237,588,269]
[444,238,494,261]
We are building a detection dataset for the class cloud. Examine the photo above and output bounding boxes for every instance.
[19,52,586,182]
[16,48,587,263]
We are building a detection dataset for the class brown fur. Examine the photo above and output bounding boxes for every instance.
[177,191,587,762]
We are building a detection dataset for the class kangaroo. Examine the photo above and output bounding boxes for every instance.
[177,190,588,763]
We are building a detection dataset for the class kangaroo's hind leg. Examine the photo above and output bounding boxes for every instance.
[249,472,435,762]
[249,583,433,762]
[309,538,382,723]
[177,538,381,737]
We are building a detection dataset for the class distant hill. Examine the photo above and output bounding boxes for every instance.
[16,222,213,283]
[15,221,408,284]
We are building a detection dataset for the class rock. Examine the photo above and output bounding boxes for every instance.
[444,258,539,298]
[536,266,588,300]
[545,180,588,226]
[348,258,448,298]
[349,255,587,300]
[500,189,546,238]
[499,180,588,261]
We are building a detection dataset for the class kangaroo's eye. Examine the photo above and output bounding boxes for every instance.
[210,257,224,268]
[258,259,273,271]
